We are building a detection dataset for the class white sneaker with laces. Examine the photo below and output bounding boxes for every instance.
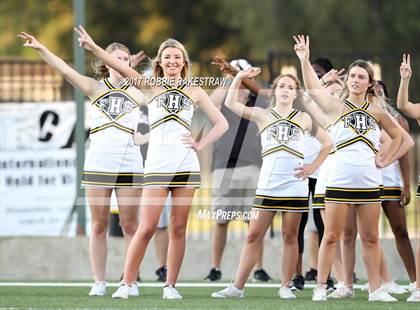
[368,287,397,302]
[312,286,327,301]
[408,282,417,293]
[381,278,407,294]
[163,286,183,299]
[407,288,420,302]
[112,283,131,299]
[130,282,140,296]
[88,281,106,296]
[211,284,244,298]
[278,284,296,299]
[328,285,354,299]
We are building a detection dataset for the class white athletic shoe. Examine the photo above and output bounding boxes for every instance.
[88,281,106,296]
[130,282,140,296]
[163,285,183,299]
[211,284,244,298]
[407,288,420,302]
[381,278,407,294]
[278,283,297,299]
[328,285,354,299]
[408,282,417,293]
[368,287,397,302]
[112,283,131,299]
[360,282,369,291]
[312,286,327,301]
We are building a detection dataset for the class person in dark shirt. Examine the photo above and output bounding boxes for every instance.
[204,59,272,282]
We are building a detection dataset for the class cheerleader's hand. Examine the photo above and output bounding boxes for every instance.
[130,50,146,68]
[133,132,149,145]
[236,67,261,80]
[294,163,316,180]
[211,56,238,76]
[17,32,44,50]
[400,54,412,81]
[293,34,310,61]
[400,186,411,206]
[74,25,97,51]
[322,68,346,84]
[182,133,201,151]
[374,156,388,168]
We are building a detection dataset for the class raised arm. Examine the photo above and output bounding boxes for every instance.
[293,35,340,114]
[211,56,271,99]
[17,32,98,97]
[224,67,266,124]
[74,25,147,88]
[397,54,420,119]
[301,94,331,129]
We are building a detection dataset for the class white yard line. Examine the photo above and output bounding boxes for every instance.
[0,282,409,289]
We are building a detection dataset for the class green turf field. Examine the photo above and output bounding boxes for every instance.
[0,286,418,309]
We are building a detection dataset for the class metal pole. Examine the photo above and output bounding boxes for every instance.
[73,0,86,235]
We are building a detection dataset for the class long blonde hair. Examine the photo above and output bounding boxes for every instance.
[340,59,375,100]
[149,38,191,79]
[92,43,130,79]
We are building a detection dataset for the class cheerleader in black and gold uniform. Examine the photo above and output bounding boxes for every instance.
[75,26,228,299]
[294,35,403,302]
[18,33,145,297]
[397,54,420,302]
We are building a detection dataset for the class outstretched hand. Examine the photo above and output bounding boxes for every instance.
[293,35,310,61]
[322,68,346,84]
[17,32,44,50]
[211,56,239,76]
[130,51,146,68]
[74,25,97,51]
[236,67,261,80]
[400,54,412,80]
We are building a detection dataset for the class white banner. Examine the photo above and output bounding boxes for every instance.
[0,102,87,150]
[0,102,89,236]
[0,149,78,236]
[0,102,150,236]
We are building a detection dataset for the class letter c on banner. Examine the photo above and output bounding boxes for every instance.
[38,111,59,142]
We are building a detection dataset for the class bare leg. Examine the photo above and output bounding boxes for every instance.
[382,200,416,282]
[356,203,381,292]
[308,231,319,270]
[165,187,196,285]
[211,222,229,269]
[233,210,275,289]
[121,188,168,284]
[154,228,169,267]
[341,206,357,287]
[281,212,302,284]
[86,188,112,282]
[317,203,348,285]
[116,188,141,249]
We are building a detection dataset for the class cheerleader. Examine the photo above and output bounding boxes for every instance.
[75,26,228,299]
[18,33,145,296]
[293,35,403,302]
[397,54,420,302]
[211,68,332,299]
